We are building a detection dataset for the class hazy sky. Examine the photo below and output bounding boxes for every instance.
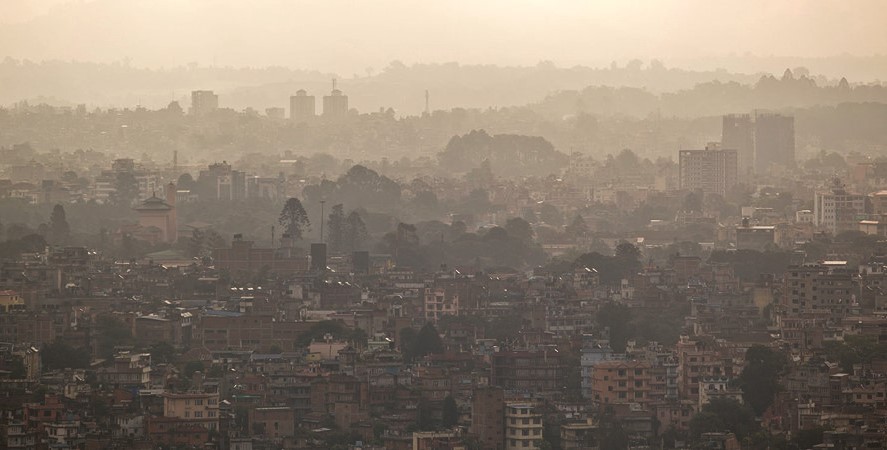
[2,0,886,74]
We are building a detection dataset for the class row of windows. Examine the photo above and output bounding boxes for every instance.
[183,398,218,406]
[183,410,216,418]
[509,428,542,436]
[509,418,541,425]
[509,439,540,448]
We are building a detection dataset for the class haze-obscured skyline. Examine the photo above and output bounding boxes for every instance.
[2,0,887,78]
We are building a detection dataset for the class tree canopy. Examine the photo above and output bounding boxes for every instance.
[279,197,311,241]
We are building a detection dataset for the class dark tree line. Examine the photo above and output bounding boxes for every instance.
[325,203,369,254]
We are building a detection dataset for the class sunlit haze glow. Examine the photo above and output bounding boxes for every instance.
[1,0,886,75]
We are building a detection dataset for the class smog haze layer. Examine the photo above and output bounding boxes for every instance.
[1,0,886,77]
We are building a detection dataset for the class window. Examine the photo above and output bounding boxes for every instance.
[194,411,203,418]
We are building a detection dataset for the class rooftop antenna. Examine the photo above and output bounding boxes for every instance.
[332,78,337,91]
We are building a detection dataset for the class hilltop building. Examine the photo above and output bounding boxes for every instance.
[323,80,349,118]
[190,90,219,116]
[290,89,316,122]
[754,112,795,173]
[721,113,754,177]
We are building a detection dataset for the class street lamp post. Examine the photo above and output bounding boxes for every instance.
[319,200,326,243]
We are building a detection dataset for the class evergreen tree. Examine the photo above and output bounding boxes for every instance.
[279,197,310,241]
[41,341,91,371]
[442,395,458,428]
[565,214,589,239]
[344,210,368,252]
[504,217,533,244]
[411,323,444,360]
[51,204,72,244]
[176,173,196,190]
[688,398,756,441]
[188,228,206,258]
[111,172,140,207]
[416,398,436,431]
[327,204,346,253]
[738,345,786,415]
[538,203,563,227]
[205,230,227,251]
[615,241,641,260]
[596,302,633,353]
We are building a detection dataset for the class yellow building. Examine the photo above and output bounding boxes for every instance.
[505,402,543,450]
[161,392,220,430]
[0,291,25,313]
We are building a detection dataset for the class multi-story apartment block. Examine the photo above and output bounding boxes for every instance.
[424,287,459,322]
[505,402,543,450]
[590,360,655,409]
[779,262,857,350]
[191,90,219,116]
[0,422,37,450]
[491,350,567,393]
[471,386,505,450]
[161,392,220,429]
[97,352,152,389]
[814,179,867,235]
[722,113,754,176]
[754,112,795,173]
[580,337,618,399]
[679,143,738,197]
[676,336,732,405]
[290,89,316,122]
